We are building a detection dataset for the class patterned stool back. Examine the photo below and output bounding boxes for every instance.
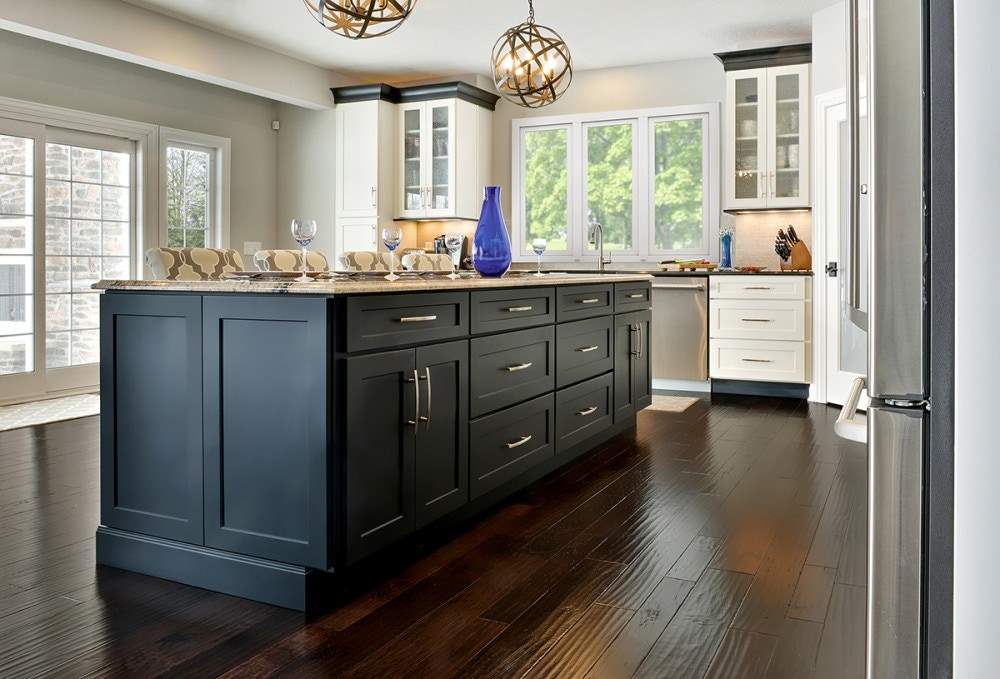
[145,247,245,280]
[401,253,454,271]
[253,249,329,272]
[337,251,400,272]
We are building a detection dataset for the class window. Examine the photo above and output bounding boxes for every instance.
[0,96,155,403]
[512,104,719,263]
[161,129,230,251]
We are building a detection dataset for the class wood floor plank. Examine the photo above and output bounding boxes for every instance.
[788,564,838,623]
[764,617,825,679]
[666,535,723,582]
[520,603,632,679]
[632,568,753,678]
[704,628,778,679]
[813,583,867,679]
[586,576,694,679]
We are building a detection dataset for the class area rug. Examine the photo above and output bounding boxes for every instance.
[646,394,700,413]
[0,394,100,432]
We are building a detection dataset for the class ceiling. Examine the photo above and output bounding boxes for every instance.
[120,0,837,82]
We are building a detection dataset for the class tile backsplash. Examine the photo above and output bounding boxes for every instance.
[730,211,813,270]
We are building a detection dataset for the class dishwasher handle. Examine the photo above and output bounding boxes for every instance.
[652,283,706,291]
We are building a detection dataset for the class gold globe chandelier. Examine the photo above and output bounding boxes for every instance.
[303,0,418,40]
[491,0,573,108]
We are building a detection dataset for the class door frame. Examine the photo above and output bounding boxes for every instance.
[809,88,848,404]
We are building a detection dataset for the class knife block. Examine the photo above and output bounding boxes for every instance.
[780,241,813,271]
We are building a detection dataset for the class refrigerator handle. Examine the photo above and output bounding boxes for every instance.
[847,0,869,332]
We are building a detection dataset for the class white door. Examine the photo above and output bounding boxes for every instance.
[822,99,868,406]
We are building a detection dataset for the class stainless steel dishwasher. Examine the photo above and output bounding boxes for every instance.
[651,276,708,381]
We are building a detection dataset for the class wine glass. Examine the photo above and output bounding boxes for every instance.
[444,234,463,279]
[531,237,547,276]
[381,226,402,281]
[290,219,317,282]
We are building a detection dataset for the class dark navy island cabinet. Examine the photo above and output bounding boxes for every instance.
[96,280,651,611]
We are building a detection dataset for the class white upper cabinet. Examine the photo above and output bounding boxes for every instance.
[335,98,394,219]
[724,62,810,210]
[396,97,492,220]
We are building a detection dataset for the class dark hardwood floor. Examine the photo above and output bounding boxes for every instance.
[0,392,867,678]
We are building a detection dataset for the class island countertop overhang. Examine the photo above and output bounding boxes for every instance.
[92,272,652,295]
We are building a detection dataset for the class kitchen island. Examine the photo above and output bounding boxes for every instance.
[94,273,652,611]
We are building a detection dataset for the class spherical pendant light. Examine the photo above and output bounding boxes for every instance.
[303,0,418,40]
[490,0,573,108]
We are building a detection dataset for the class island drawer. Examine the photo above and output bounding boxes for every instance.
[470,288,555,334]
[614,281,652,313]
[470,326,555,418]
[343,291,468,352]
[556,284,614,322]
[555,315,614,388]
[470,393,554,499]
[555,373,613,454]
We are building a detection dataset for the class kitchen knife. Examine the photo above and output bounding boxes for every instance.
[788,225,799,243]
[778,228,789,244]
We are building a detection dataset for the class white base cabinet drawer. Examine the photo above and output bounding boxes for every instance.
[709,275,808,300]
[710,299,807,341]
[709,338,809,383]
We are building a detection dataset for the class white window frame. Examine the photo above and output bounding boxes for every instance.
[159,128,231,251]
[511,103,720,264]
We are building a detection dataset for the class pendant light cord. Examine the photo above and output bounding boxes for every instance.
[527,0,534,23]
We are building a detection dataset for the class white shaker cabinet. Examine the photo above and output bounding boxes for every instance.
[396,97,492,220]
[335,97,395,219]
[708,275,812,383]
[722,59,810,210]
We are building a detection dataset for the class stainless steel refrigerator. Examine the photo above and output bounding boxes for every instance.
[846,0,953,676]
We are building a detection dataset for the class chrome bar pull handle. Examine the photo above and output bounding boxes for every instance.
[405,369,420,433]
[576,406,598,417]
[743,286,772,291]
[421,366,431,431]
[637,321,643,358]
[741,358,774,363]
[398,315,438,323]
[741,318,774,323]
[577,345,599,353]
[578,298,601,304]
[371,186,377,207]
[504,362,533,372]
[504,306,533,312]
[627,293,645,299]
[506,435,532,449]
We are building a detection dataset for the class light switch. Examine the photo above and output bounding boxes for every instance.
[243,241,261,255]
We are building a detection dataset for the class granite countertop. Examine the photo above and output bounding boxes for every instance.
[508,267,814,277]
[93,271,653,295]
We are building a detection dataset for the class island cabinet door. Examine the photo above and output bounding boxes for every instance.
[100,293,204,545]
[203,296,329,569]
[343,349,417,564]
[414,341,469,528]
[613,309,653,423]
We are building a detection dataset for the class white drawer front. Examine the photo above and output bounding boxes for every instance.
[710,338,808,383]
[710,299,806,341]
[710,275,808,300]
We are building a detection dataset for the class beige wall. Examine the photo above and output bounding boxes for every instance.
[0,30,281,256]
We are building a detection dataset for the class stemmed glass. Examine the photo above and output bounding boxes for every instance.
[290,219,317,282]
[444,234,463,279]
[381,226,403,281]
[531,237,547,276]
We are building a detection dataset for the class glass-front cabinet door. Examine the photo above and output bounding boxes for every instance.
[724,64,810,210]
[397,100,456,219]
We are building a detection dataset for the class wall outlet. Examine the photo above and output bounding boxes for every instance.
[243,241,261,255]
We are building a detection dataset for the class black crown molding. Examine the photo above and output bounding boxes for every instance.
[714,43,812,71]
[331,81,501,111]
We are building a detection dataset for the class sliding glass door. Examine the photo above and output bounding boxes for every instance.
[0,121,135,403]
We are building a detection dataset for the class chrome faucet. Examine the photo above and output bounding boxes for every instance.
[588,222,612,272]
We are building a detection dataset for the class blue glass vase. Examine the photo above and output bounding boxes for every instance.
[720,232,734,269]
[471,186,512,277]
